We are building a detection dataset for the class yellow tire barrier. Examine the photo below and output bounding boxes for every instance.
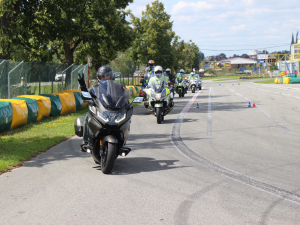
[283,77,290,84]
[63,89,87,108]
[128,86,137,94]
[0,99,28,129]
[18,95,51,121]
[52,92,76,114]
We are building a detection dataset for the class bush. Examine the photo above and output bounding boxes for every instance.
[204,69,215,75]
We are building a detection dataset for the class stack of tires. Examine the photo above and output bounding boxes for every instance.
[0,89,87,133]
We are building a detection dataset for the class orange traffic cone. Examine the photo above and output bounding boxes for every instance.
[253,103,256,107]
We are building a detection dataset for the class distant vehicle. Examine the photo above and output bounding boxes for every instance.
[133,71,142,77]
[55,71,66,81]
[114,72,122,78]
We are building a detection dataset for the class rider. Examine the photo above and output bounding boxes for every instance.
[142,60,155,86]
[148,65,169,86]
[148,66,173,106]
[78,65,115,152]
[176,69,188,93]
[165,68,175,84]
[189,72,197,81]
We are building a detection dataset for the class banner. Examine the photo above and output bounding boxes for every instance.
[200,61,231,69]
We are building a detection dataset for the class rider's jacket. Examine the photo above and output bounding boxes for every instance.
[148,75,169,86]
[189,75,197,81]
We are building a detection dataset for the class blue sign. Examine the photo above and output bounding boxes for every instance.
[259,60,264,63]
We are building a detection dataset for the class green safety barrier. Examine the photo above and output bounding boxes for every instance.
[12,97,39,123]
[290,77,300,84]
[73,92,83,111]
[133,86,139,92]
[0,101,13,132]
[40,94,62,116]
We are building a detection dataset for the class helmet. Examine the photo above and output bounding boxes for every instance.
[165,68,171,74]
[96,66,114,81]
[148,60,155,71]
[154,65,163,78]
[179,69,184,74]
[190,72,195,75]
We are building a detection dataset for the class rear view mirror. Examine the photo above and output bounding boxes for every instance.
[81,91,92,101]
[132,97,143,103]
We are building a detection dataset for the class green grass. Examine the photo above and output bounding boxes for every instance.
[202,75,272,82]
[0,107,89,174]
[27,84,61,95]
[254,79,276,84]
[0,94,141,174]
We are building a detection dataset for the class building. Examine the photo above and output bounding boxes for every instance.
[249,50,258,60]
[221,57,257,69]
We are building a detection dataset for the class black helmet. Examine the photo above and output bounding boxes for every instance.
[96,66,114,81]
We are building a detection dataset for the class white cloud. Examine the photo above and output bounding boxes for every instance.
[171,1,213,14]
[230,25,246,32]
[127,0,300,57]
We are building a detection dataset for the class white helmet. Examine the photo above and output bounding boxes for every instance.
[166,68,171,72]
[154,65,163,78]
[190,72,195,75]
[179,69,184,74]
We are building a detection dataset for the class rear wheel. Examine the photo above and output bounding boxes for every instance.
[101,142,117,174]
[156,107,162,124]
[199,86,202,90]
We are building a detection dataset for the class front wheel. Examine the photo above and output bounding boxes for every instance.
[156,107,162,124]
[101,142,117,174]
[192,86,195,93]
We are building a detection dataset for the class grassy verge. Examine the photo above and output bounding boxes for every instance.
[202,76,272,82]
[0,94,141,174]
[254,79,275,84]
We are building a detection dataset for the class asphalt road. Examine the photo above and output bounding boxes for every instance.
[1,80,300,224]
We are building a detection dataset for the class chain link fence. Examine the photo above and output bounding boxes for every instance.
[0,60,88,99]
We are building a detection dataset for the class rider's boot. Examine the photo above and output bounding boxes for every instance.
[80,141,89,152]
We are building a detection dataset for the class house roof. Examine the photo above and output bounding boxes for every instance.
[221,57,257,64]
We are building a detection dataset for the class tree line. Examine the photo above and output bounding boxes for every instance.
[0,0,203,74]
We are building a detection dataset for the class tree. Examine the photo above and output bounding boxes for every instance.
[1,0,134,69]
[130,0,175,69]
[241,54,250,58]
[219,53,227,59]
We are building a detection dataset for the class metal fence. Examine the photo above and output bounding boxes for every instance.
[0,60,88,99]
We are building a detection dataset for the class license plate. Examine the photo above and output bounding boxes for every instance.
[155,104,163,107]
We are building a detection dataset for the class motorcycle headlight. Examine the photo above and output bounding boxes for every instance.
[161,92,166,99]
[97,111,126,125]
[155,93,161,100]
[151,92,155,99]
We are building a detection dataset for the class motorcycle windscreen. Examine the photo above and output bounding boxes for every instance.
[90,80,129,110]
[148,74,169,93]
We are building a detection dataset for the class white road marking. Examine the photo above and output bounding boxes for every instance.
[228,87,293,134]
[207,87,212,136]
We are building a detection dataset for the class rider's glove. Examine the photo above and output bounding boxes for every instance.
[78,73,87,91]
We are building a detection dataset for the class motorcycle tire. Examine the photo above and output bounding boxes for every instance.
[192,87,195,93]
[182,93,185,97]
[156,107,162,124]
[199,86,202,90]
[101,142,117,174]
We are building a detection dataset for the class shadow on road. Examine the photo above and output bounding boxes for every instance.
[93,157,189,175]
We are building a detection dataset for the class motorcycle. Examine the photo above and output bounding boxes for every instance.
[189,79,197,93]
[175,77,187,97]
[74,80,137,174]
[143,74,174,124]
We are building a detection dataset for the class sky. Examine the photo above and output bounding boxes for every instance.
[126,0,300,58]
